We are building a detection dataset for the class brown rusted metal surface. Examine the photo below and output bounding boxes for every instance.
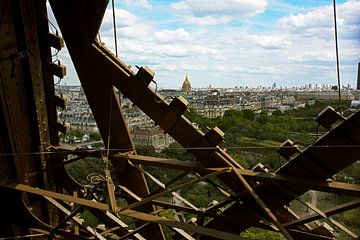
[1,0,360,239]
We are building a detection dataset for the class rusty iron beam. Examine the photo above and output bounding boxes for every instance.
[124,153,360,235]
[288,229,336,240]
[46,1,292,234]
[30,228,90,240]
[102,156,117,211]
[235,169,360,197]
[4,182,252,240]
[129,161,166,189]
[161,170,193,189]
[44,197,107,240]
[129,162,199,211]
[152,200,199,215]
[48,0,360,238]
[3,183,109,211]
[118,209,250,240]
[0,0,64,229]
[172,228,196,240]
[152,200,277,232]
[47,205,84,240]
[118,222,151,240]
[283,189,358,239]
[119,154,360,197]
[120,168,230,212]
[103,211,146,240]
[104,168,117,211]
[48,1,165,237]
[33,149,360,203]
[115,153,205,171]
[284,199,360,228]
[232,168,294,240]
[119,185,142,201]
[284,190,358,239]
[207,111,360,235]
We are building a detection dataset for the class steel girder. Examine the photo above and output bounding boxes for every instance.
[1,0,360,239]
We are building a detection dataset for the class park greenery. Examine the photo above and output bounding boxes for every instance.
[65,100,359,239]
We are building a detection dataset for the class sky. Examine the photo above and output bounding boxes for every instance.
[52,0,360,89]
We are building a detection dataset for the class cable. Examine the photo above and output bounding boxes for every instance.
[51,49,59,58]
[106,88,113,158]
[44,1,59,35]
[0,144,360,157]
[111,0,118,57]
[151,79,174,103]
[0,233,46,240]
[313,124,321,143]
[333,0,341,106]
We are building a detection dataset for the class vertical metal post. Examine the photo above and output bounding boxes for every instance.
[111,0,118,57]
[333,0,341,106]
[357,62,360,90]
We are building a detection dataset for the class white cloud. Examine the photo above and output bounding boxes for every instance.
[171,0,267,26]
[102,8,137,28]
[288,55,303,63]
[99,7,154,42]
[249,35,292,49]
[173,0,268,17]
[122,0,152,9]
[121,40,147,54]
[171,1,189,10]
[155,28,191,43]
[278,6,334,30]
[184,15,232,26]
[117,24,153,39]
[56,1,358,88]
[233,65,277,74]
[150,44,219,58]
[278,0,360,40]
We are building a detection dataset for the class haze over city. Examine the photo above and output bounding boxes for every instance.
[51,0,360,89]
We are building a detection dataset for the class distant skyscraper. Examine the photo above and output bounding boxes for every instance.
[357,62,360,90]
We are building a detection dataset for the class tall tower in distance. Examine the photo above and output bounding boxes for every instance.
[181,74,191,93]
[357,62,360,90]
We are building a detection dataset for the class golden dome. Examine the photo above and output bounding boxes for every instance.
[182,74,191,93]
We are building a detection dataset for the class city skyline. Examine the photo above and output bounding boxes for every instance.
[51,0,360,89]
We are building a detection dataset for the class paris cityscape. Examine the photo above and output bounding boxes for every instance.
[57,74,360,149]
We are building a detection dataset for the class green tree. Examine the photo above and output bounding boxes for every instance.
[272,110,282,117]
[161,142,195,162]
[242,109,255,121]
[136,145,157,156]
[241,228,284,239]
[343,208,360,232]
[89,132,101,141]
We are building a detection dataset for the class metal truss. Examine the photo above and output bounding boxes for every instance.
[0,0,359,239]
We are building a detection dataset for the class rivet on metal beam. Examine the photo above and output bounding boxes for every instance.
[135,66,154,86]
[52,95,68,109]
[56,121,69,134]
[277,139,301,160]
[252,163,270,173]
[205,127,224,146]
[47,33,64,50]
[49,62,66,78]
[169,96,189,115]
[316,106,345,130]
